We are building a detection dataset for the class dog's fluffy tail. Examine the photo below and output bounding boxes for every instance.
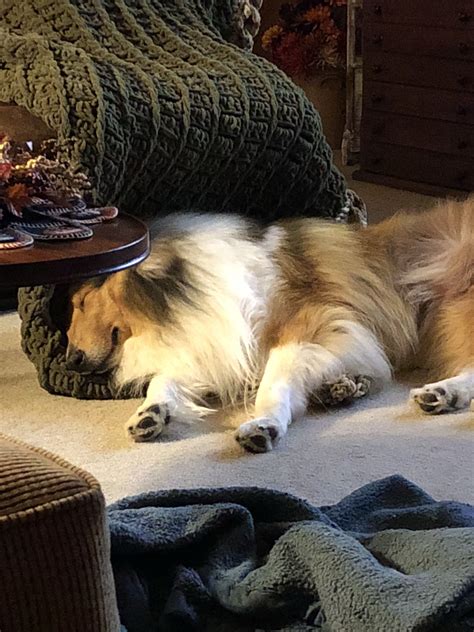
[398,197,473,304]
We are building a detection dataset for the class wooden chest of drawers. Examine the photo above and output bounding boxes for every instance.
[354,0,474,194]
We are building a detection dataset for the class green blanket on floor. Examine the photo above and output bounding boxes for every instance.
[109,476,474,632]
[2,0,359,398]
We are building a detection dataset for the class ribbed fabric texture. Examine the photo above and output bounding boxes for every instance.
[0,433,120,632]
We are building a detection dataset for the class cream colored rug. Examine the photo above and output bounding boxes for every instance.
[1,311,472,505]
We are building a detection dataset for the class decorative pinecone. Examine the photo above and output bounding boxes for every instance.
[0,135,92,209]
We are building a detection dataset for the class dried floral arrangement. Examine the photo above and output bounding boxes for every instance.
[0,136,117,249]
[262,0,347,78]
[0,136,93,206]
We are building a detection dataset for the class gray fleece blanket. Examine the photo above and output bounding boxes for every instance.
[108,476,474,632]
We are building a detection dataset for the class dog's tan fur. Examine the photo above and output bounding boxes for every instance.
[67,198,473,450]
[262,217,418,368]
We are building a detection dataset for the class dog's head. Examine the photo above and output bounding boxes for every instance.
[66,276,131,374]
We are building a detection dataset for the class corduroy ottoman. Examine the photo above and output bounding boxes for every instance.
[0,433,120,632]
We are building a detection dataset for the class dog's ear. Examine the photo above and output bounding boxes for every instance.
[69,282,85,306]
[70,276,109,309]
[103,272,126,306]
[70,285,92,311]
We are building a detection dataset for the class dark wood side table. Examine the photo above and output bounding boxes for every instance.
[0,214,149,288]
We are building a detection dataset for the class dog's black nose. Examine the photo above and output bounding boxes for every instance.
[66,348,87,372]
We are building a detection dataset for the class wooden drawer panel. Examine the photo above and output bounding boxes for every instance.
[365,22,474,61]
[364,0,474,30]
[364,82,474,125]
[365,53,474,93]
[362,112,474,158]
[360,143,474,191]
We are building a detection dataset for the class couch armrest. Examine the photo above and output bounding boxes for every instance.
[0,434,120,632]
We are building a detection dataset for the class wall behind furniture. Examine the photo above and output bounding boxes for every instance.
[254,0,346,148]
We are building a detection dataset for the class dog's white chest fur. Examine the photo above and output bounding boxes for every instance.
[116,216,283,402]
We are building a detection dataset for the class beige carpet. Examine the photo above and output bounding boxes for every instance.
[1,172,472,505]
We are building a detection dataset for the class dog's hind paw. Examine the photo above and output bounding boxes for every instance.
[353,375,372,398]
[410,385,460,414]
[125,403,171,442]
[316,374,372,406]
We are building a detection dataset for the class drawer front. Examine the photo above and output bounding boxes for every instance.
[362,112,474,158]
[364,81,474,125]
[365,22,474,61]
[365,53,474,93]
[361,143,474,191]
[365,0,474,30]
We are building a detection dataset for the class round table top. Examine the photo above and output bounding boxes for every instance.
[0,214,150,287]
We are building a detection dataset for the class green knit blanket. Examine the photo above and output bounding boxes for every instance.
[2,0,355,398]
[1,0,347,221]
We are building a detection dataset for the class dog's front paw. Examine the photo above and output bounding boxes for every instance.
[410,385,459,415]
[125,403,171,442]
[235,418,281,453]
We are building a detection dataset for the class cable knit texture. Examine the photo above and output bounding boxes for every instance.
[0,0,346,220]
[0,433,120,632]
[1,0,355,398]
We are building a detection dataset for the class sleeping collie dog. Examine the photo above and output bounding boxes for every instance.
[66,198,473,452]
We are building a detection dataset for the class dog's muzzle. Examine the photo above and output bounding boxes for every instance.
[65,347,96,374]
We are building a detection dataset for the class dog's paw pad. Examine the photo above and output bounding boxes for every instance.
[317,375,355,406]
[329,376,357,402]
[136,416,157,430]
[410,386,457,415]
[316,374,372,406]
[126,403,170,442]
[353,375,372,398]
[146,404,171,423]
[235,419,280,453]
